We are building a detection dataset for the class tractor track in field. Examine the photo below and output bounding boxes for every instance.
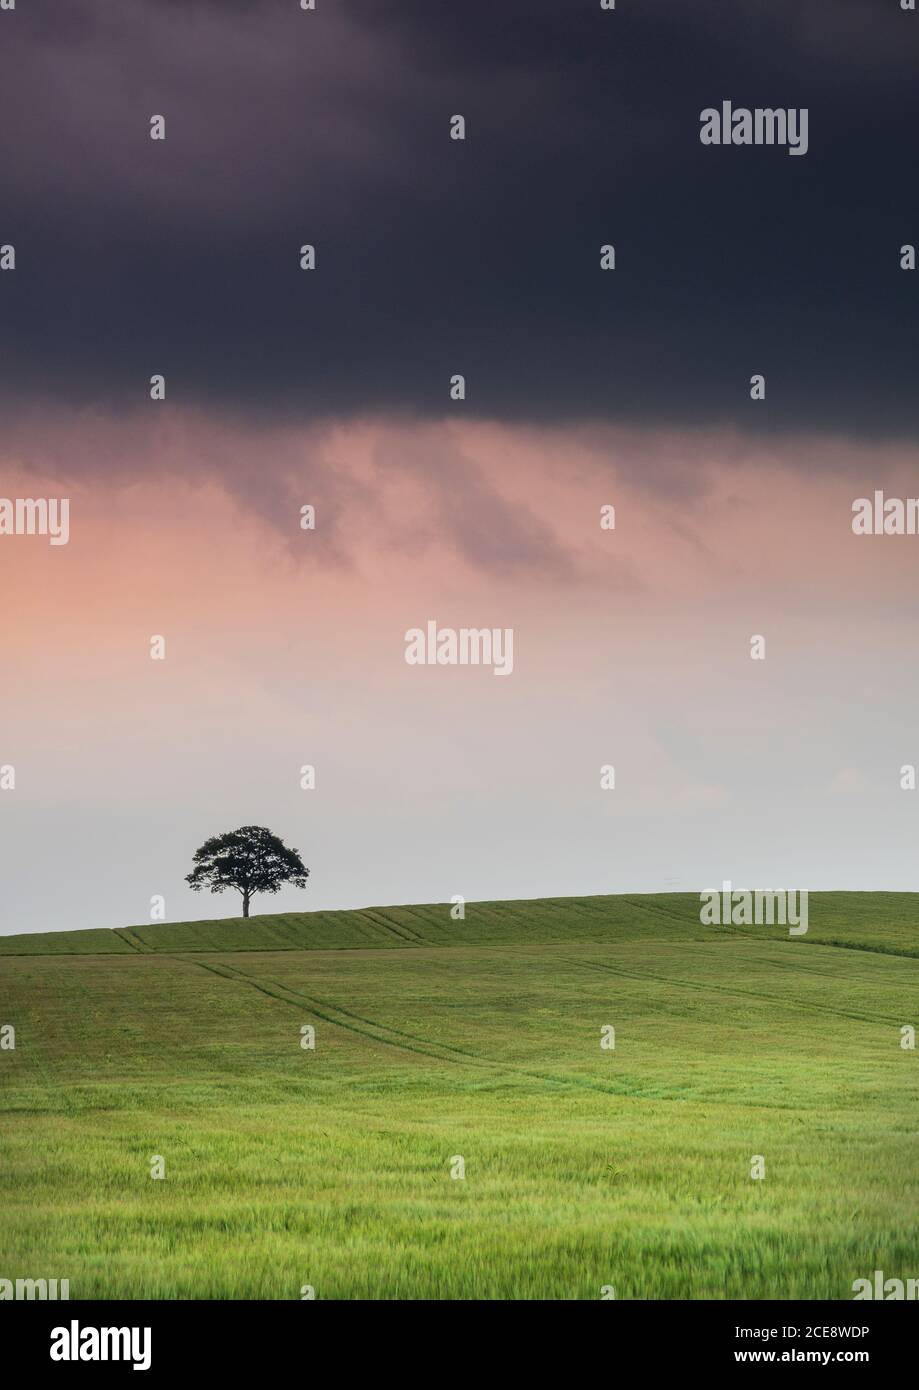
[172,954,638,1100]
[112,928,148,952]
[620,897,700,928]
[608,937,912,994]
[624,897,919,963]
[357,909,427,946]
[559,955,901,1028]
[724,944,918,991]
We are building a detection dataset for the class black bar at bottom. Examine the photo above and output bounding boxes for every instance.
[5,1298,914,1376]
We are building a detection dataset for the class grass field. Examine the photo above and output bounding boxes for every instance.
[1,893,917,1299]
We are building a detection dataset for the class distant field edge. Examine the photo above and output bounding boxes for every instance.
[0,890,917,957]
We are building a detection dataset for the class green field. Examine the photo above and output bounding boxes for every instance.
[1,893,916,1299]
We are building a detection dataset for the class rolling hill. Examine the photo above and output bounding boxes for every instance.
[1,892,916,1298]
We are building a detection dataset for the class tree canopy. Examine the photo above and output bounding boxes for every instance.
[185,825,309,918]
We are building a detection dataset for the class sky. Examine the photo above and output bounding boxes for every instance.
[2,0,919,934]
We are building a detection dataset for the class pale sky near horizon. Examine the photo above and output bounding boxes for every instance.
[4,414,919,936]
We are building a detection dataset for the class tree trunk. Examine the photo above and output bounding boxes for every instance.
[243,890,250,918]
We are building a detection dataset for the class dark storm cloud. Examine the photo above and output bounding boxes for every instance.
[0,0,917,438]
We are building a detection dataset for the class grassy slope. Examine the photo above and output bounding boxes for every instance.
[2,890,918,956]
[0,893,916,1298]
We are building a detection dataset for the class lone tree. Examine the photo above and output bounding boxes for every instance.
[186,825,309,918]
